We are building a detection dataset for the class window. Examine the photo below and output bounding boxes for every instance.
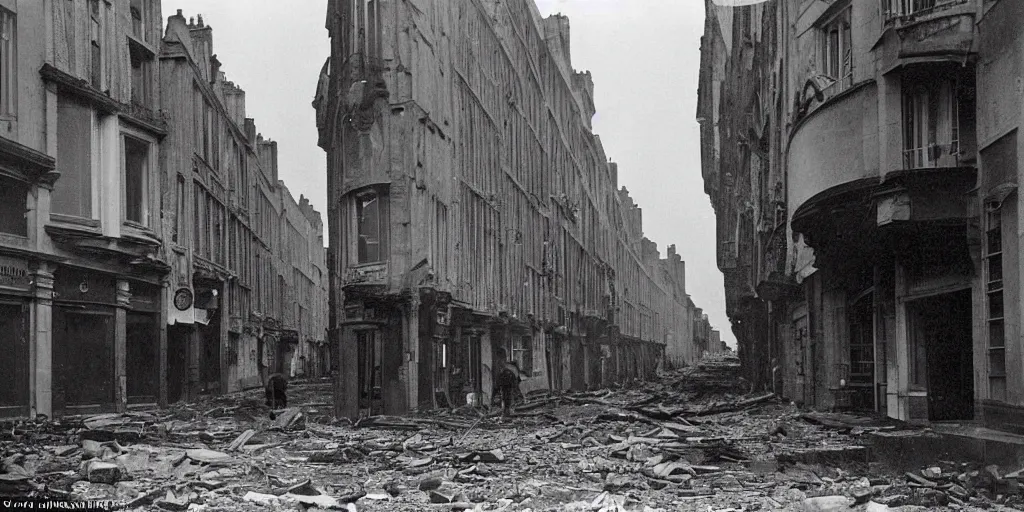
[903,78,960,169]
[129,0,153,43]
[511,335,532,376]
[123,136,149,224]
[820,8,852,96]
[129,42,153,107]
[0,8,15,117]
[211,198,224,264]
[0,175,28,236]
[173,175,185,243]
[354,188,388,264]
[986,204,1006,401]
[53,96,93,218]
[192,84,203,152]
[90,0,101,89]
[193,184,205,257]
[362,0,380,59]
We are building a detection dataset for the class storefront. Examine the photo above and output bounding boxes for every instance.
[52,267,117,416]
[0,255,32,418]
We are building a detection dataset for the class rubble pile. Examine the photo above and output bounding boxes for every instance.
[1,366,1023,511]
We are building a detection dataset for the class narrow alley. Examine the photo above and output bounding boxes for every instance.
[4,353,1024,511]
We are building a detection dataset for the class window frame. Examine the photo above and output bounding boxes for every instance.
[53,95,96,220]
[0,6,16,119]
[818,6,853,95]
[128,39,155,108]
[0,173,28,237]
[121,133,151,226]
[351,186,389,266]
[985,203,1006,401]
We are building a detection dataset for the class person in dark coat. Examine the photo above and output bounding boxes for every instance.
[265,372,288,410]
[493,349,524,416]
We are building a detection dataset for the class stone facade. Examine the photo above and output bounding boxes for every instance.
[699,0,1024,427]
[160,11,329,402]
[316,0,718,418]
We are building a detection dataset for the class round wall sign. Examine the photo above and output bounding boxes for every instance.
[173,288,193,311]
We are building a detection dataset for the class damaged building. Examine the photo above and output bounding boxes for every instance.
[161,11,330,402]
[315,0,721,418]
[0,3,328,420]
[699,0,1024,427]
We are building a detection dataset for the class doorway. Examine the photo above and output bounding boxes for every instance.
[126,312,160,404]
[0,302,28,418]
[908,289,974,421]
[848,293,875,411]
[167,324,189,403]
[357,330,383,415]
[198,309,221,395]
[53,307,115,415]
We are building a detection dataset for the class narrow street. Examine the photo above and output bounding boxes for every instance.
[3,355,1023,511]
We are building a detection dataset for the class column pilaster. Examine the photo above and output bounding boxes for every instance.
[115,280,132,413]
[31,263,56,419]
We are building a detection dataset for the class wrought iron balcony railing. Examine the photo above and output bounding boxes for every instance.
[882,0,971,26]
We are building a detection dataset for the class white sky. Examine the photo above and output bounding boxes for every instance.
[168,0,732,347]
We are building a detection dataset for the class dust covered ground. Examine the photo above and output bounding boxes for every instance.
[3,354,1024,511]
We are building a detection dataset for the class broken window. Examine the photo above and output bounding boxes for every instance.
[0,8,15,117]
[819,7,852,94]
[0,175,27,236]
[986,205,1006,401]
[123,136,148,224]
[355,189,388,264]
[53,96,93,218]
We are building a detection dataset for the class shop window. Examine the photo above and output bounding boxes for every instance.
[0,175,27,236]
[0,8,16,117]
[354,188,389,264]
[123,136,149,224]
[53,96,93,218]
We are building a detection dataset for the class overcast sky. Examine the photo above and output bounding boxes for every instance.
[168,0,731,347]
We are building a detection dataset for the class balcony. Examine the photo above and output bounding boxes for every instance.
[903,142,964,169]
[883,0,971,26]
[880,0,976,59]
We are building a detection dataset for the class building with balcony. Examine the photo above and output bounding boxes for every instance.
[0,0,170,420]
[316,0,715,418]
[698,0,1024,427]
[160,11,329,403]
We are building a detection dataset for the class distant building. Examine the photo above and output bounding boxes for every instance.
[316,0,716,417]
[160,11,329,401]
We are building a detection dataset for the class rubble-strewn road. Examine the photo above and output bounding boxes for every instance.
[3,354,1024,511]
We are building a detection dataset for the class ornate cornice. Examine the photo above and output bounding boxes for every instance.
[0,136,58,189]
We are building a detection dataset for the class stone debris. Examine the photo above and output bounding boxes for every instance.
[2,355,1024,511]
